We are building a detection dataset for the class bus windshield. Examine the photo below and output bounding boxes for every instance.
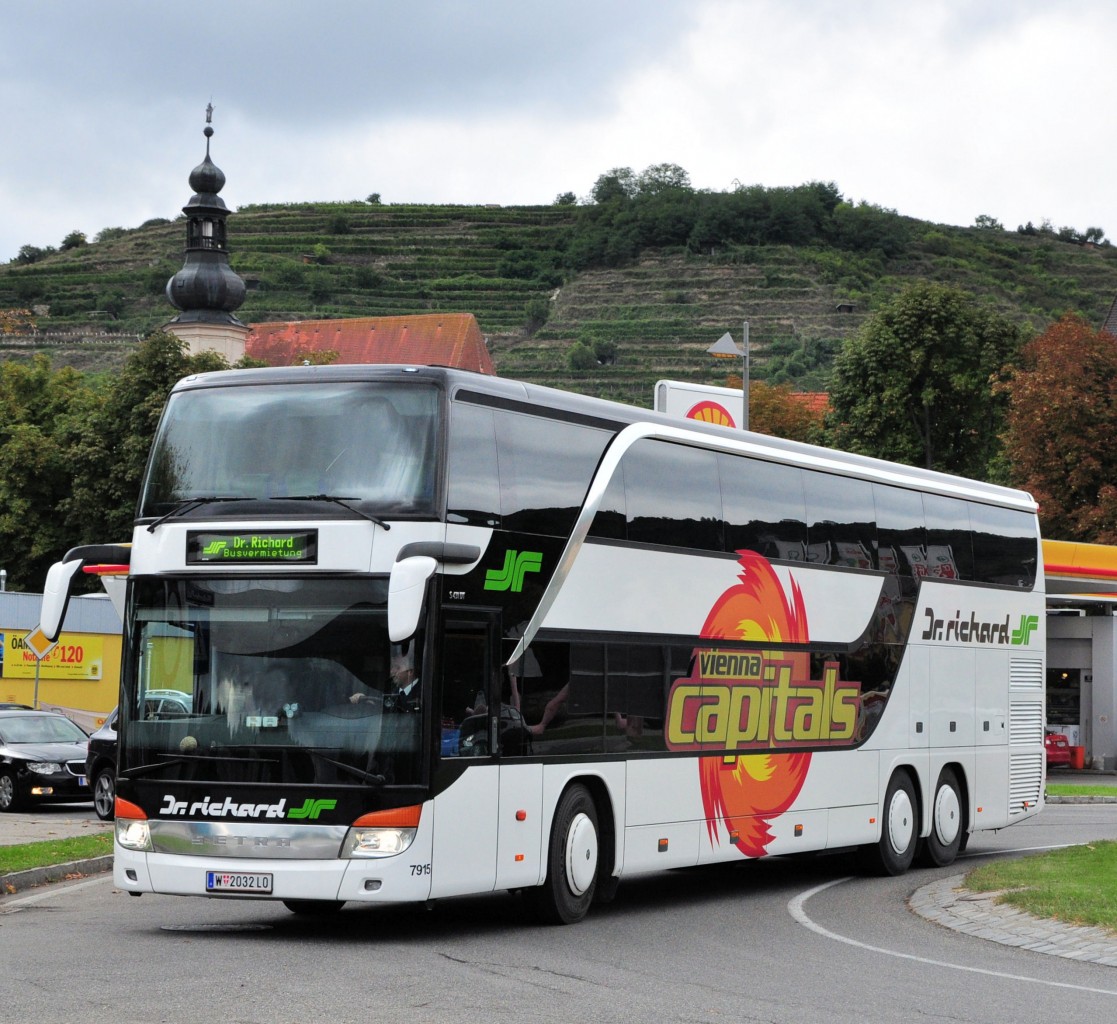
[139,381,440,517]
[122,577,424,787]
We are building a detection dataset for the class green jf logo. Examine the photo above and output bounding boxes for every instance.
[1010,614,1039,646]
[484,550,543,593]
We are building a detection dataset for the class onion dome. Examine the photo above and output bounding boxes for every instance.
[166,106,246,325]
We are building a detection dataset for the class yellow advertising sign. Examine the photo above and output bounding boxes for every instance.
[2,632,104,680]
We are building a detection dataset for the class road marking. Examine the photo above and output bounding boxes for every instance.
[788,868,1117,997]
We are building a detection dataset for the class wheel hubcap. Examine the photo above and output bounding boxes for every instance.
[933,784,960,845]
[0,776,12,809]
[95,774,114,816]
[564,812,598,896]
[887,788,914,854]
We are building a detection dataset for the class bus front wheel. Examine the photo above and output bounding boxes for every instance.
[917,767,963,868]
[865,771,917,876]
[533,783,599,925]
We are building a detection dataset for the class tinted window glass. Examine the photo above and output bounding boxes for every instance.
[446,403,500,527]
[624,441,723,550]
[603,644,668,753]
[588,466,627,540]
[142,382,439,516]
[873,484,926,576]
[921,493,974,581]
[803,471,876,568]
[493,410,610,537]
[510,640,604,756]
[721,456,808,561]
[969,503,1038,587]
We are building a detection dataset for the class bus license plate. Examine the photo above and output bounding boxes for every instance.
[206,871,273,894]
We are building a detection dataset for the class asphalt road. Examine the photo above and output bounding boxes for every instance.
[2,801,1117,1024]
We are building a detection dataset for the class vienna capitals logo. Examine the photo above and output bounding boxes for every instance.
[484,550,543,593]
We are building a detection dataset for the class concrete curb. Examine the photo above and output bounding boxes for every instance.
[911,874,1117,966]
[1046,795,1117,804]
[1,855,113,895]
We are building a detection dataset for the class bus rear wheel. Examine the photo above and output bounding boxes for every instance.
[533,783,599,925]
[917,768,963,867]
[864,771,917,876]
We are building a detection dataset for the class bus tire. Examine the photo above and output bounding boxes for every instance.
[282,899,345,916]
[534,783,599,925]
[864,771,917,876]
[917,768,963,868]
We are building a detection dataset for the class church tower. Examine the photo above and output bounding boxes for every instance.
[164,105,248,360]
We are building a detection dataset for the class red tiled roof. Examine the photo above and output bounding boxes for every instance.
[245,313,495,374]
[788,392,829,419]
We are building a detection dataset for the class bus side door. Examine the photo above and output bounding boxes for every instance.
[430,613,501,899]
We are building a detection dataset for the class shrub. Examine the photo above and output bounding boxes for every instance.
[568,341,598,371]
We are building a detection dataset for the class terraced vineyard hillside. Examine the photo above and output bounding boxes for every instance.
[4,199,1117,407]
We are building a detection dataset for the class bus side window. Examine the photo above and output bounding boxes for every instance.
[589,467,627,540]
[604,644,667,751]
[624,440,723,552]
[721,454,808,562]
[446,404,500,528]
[969,503,1038,588]
[494,410,610,538]
[923,493,974,581]
[803,470,876,569]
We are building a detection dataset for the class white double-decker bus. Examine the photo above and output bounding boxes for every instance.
[42,365,1045,923]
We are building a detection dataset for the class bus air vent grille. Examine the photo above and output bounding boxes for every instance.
[1009,658,1043,689]
[1008,752,1043,814]
[1009,701,1043,745]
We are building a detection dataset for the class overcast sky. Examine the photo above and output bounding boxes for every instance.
[1,0,1112,264]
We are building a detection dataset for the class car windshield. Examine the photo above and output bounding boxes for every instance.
[0,714,88,744]
[122,577,425,787]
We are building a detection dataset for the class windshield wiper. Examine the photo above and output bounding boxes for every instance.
[122,752,279,778]
[122,749,385,786]
[145,496,257,533]
[272,494,390,531]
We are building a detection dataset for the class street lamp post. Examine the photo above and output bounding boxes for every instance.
[706,321,749,430]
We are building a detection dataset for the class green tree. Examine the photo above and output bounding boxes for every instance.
[60,230,87,251]
[590,167,637,204]
[825,282,1020,476]
[635,163,691,196]
[15,244,55,265]
[0,357,94,588]
[567,341,599,371]
[62,332,229,546]
[999,315,1117,541]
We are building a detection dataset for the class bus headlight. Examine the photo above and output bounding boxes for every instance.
[342,826,417,858]
[116,819,153,852]
[341,805,422,858]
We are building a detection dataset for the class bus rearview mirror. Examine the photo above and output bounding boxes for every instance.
[388,555,437,642]
[41,558,83,642]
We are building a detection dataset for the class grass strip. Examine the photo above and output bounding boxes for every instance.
[965,840,1117,933]
[0,833,112,875]
[1046,783,1117,797]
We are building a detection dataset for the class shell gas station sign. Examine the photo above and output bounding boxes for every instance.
[654,379,743,429]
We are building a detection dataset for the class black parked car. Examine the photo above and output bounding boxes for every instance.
[0,709,91,812]
[86,692,192,821]
[85,709,118,821]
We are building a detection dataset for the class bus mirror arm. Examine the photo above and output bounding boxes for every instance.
[40,558,83,643]
[388,555,437,642]
[41,543,132,641]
